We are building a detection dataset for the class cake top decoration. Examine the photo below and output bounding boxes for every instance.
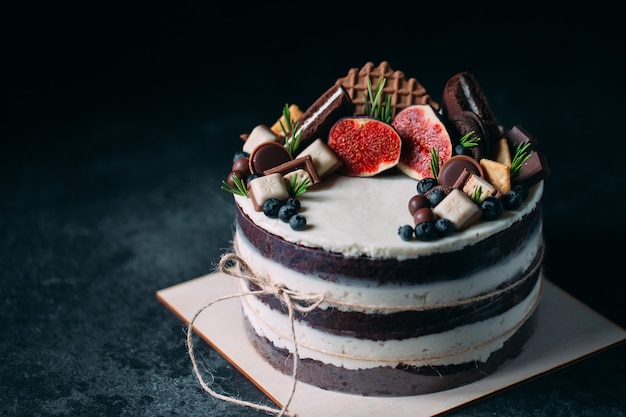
[221,62,551,239]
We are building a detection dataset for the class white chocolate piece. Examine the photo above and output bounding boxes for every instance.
[284,169,312,187]
[296,138,342,178]
[433,189,482,231]
[480,158,511,194]
[247,173,290,211]
[462,173,499,202]
[243,125,280,154]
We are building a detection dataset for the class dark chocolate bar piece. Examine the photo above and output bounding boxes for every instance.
[514,151,550,186]
[295,84,354,149]
[263,155,321,185]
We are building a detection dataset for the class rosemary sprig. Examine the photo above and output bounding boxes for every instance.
[221,173,250,197]
[363,77,393,123]
[279,104,302,155]
[459,131,481,148]
[510,141,532,178]
[289,173,311,197]
[429,147,440,180]
[472,186,483,203]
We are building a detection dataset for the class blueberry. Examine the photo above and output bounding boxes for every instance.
[427,188,446,207]
[434,218,455,237]
[232,150,250,163]
[512,182,529,201]
[502,189,523,210]
[480,196,503,221]
[398,225,414,241]
[414,222,438,241]
[262,198,282,218]
[289,214,307,231]
[454,144,471,156]
[416,177,438,195]
[285,197,301,212]
[245,173,260,184]
[278,204,298,222]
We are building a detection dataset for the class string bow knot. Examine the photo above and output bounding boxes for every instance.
[186,252,325,417]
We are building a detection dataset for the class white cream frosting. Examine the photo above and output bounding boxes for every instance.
[240,277,542,369]
[234,173,543,259]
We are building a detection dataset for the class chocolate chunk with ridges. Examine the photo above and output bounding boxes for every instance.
[295,85,354,149]
[248,142,293,175]
[438,155,483,187]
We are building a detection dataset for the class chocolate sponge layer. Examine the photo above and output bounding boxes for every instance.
[244,252,542,339]
[244,311,538,396]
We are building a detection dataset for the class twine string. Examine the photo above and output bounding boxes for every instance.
[187,247,543,414]
[186,253,324,417]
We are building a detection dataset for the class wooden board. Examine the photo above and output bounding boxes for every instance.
[157,273,626,417]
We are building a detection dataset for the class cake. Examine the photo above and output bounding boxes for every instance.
[219,62,551,397]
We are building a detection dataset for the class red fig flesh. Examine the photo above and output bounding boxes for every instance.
[391,104,453,180]
[327,116,401,177]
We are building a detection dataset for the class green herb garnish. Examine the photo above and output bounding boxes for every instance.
[510,141,532,178]
[289,173,311,197]
[459,131,481,148]
[279,103,302,155]
[429,147,440,180]
[221,173,250,197]
[472,186,483,203]
[363,77,393,123]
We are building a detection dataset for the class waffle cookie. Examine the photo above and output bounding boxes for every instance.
[335,61,439,117]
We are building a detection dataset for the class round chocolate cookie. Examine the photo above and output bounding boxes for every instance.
[248,142,292,174]
[438,155,484,187]
[449,111,490,160]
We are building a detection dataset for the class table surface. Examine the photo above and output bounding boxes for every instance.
[2,10,625,417]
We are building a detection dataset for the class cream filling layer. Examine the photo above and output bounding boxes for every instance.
[294,86,344,139]
[234,224,542,312]
[234,174,543,259]
[241,278,542,369]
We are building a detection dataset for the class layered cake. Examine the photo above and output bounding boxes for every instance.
[220,62,550,396]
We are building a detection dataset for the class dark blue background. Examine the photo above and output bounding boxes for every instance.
[2,5,624,416]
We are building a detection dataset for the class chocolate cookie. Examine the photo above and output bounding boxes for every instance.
[295,84,354,149]
[448,111,490,160]
[442,72,500,147]
[336,61,438,117]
